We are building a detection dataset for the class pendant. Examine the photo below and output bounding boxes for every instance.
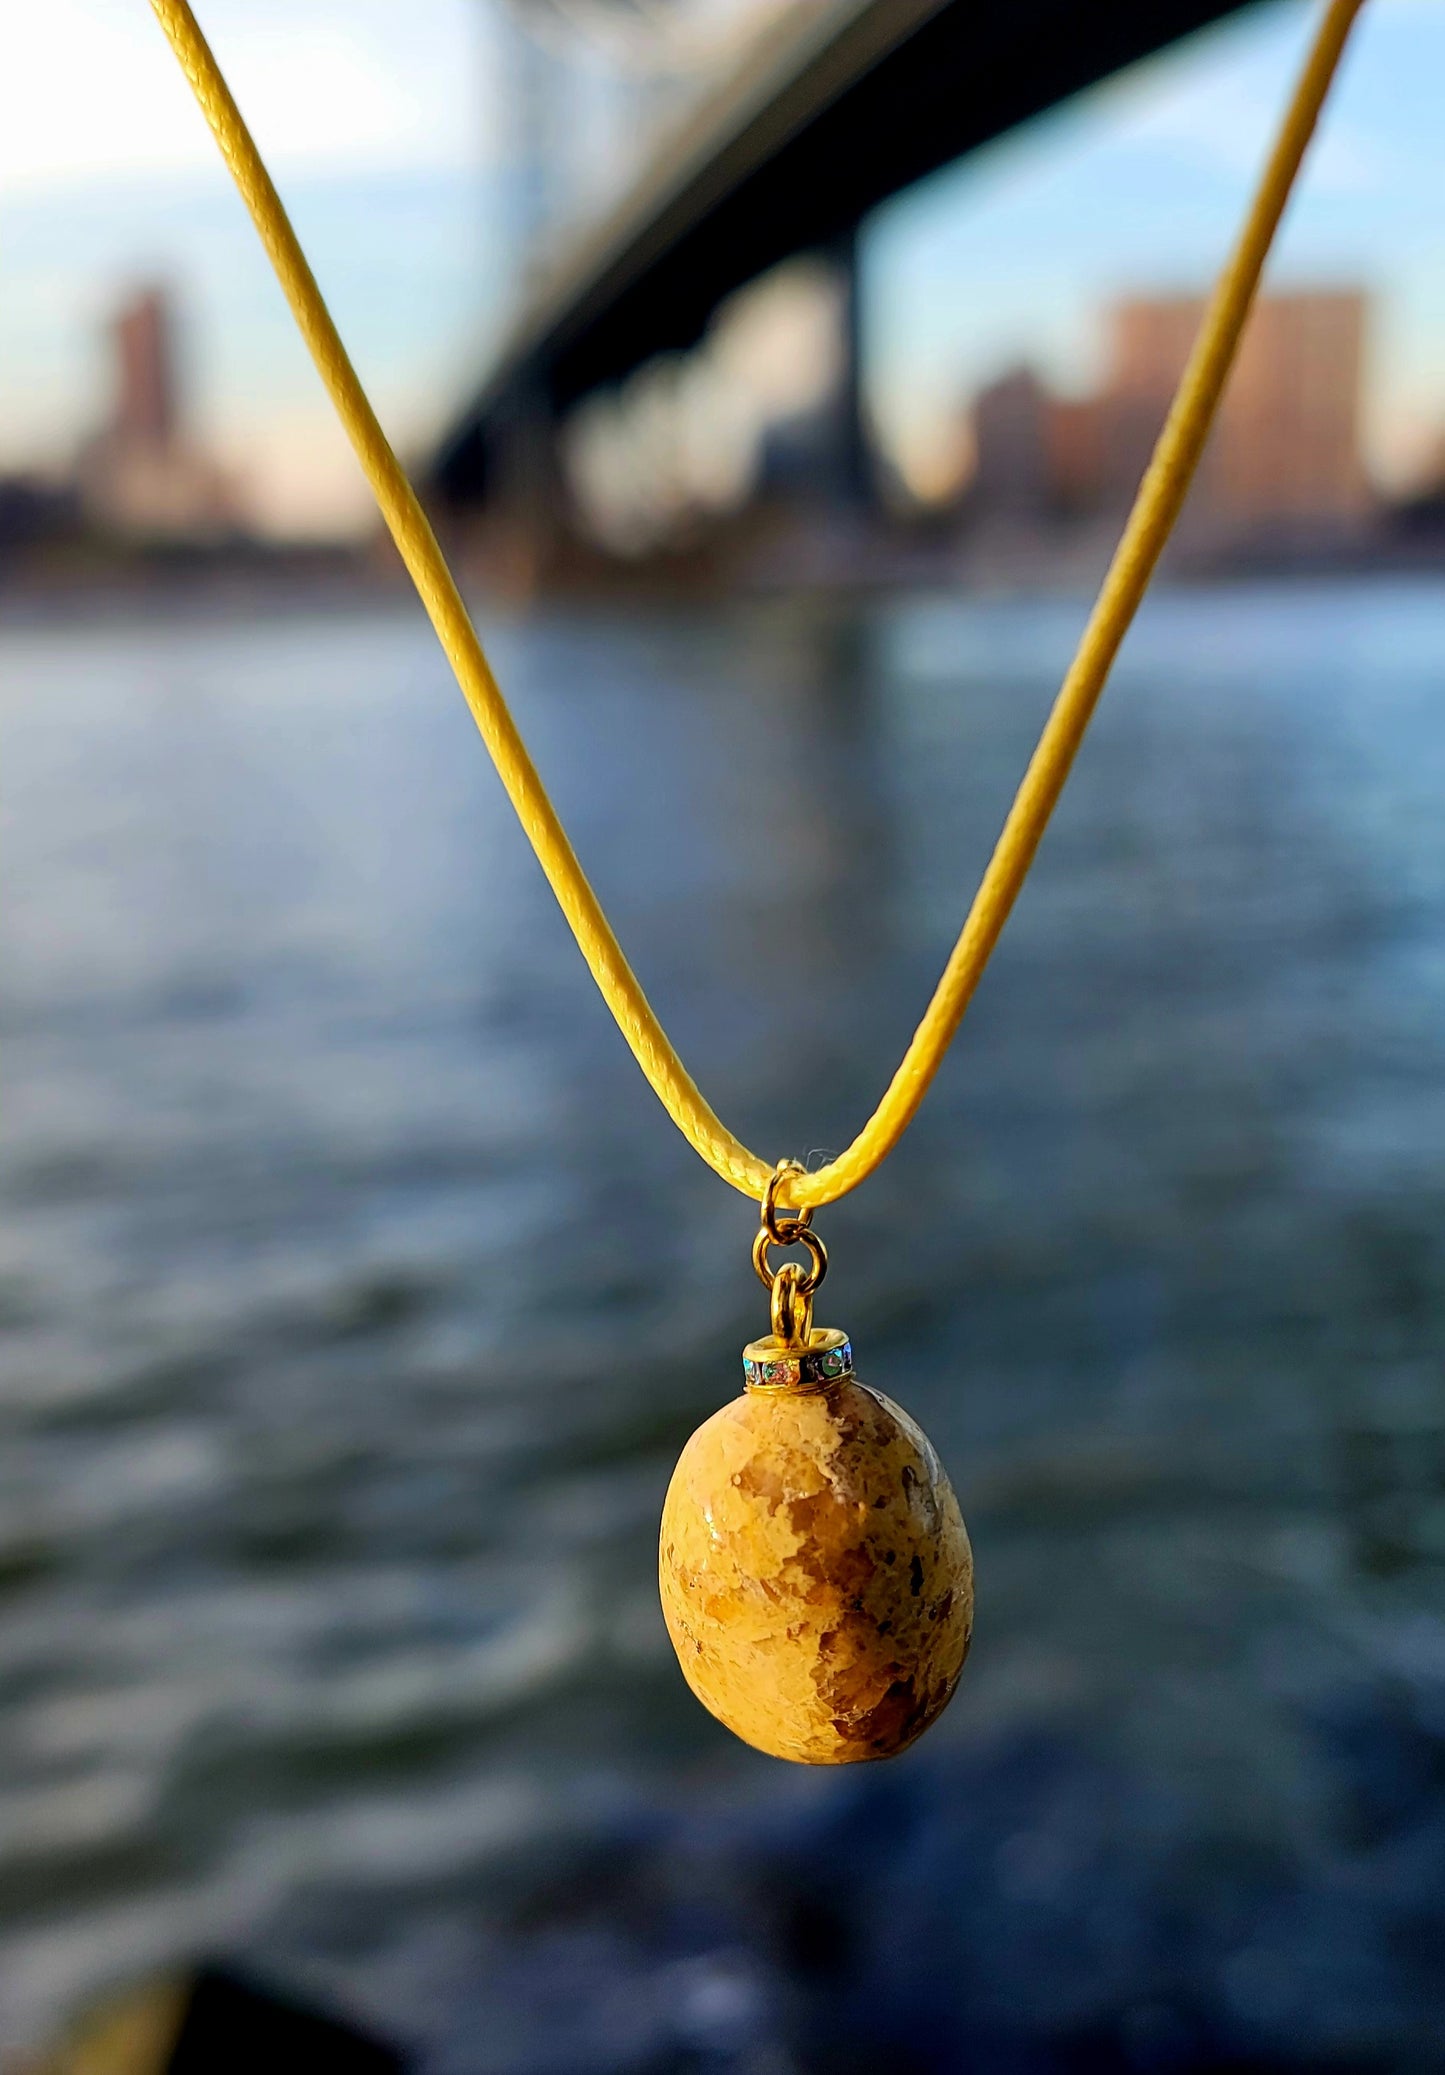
[659,1168,973,1764]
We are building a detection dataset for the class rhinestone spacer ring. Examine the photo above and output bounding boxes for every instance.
[742,1329,853,1394]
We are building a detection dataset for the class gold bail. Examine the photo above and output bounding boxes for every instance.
[769,1260,812,1346]
[751,1159,827,1348]
[744,1160,852,1392]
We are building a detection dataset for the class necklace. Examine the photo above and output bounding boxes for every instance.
[660,1160,975,1762]
[150,0,1363,1762]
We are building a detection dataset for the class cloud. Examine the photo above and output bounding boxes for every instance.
[0,0,485,196]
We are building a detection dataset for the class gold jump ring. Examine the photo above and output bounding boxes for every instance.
[761,1159,811,1246]
[751,1222,828,1297]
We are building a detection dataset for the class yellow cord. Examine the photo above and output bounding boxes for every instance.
[148,0,1364,1210]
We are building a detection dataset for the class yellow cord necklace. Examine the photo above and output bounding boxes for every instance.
[149,0,1365,1762]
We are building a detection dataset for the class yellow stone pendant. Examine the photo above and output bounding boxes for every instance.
[659,1170,973,1765]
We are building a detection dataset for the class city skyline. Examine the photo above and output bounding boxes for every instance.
[2,0,1443,536]
[20,271,1412,572]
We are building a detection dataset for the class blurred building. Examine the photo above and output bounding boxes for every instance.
[1102,288,1372,530]
[1408,427,1445,501]
[76,285,239,544]
[1047,394,1108,518]
[964,288,1373,545]
[1097,294,1205,510]
[0,472,82,578]
[970,366,1055,521]
[115,287,177,446]
[1389,426,1445,543]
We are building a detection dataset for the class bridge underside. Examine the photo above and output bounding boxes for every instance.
[436,0,1254,508]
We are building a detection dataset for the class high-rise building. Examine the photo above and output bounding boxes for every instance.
[1046,395,1108,517]
[970,366,1055,520]
[1098,296,1202,511]
[113,287,178,448]
[1215,290,1371,523]
[76,283,238,543]
[1096,289,1372,530]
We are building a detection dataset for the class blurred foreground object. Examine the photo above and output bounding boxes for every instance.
[28,1966,405,2075]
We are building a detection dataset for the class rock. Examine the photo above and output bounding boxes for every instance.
[659,1378,973,1763]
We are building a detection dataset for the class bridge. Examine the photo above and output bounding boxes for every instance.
[435,0,1255,536]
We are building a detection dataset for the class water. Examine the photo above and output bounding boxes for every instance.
[2,580,1444,2071]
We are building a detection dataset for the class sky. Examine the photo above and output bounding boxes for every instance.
[0,0,1441,536]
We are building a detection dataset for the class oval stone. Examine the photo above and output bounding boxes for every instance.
[659,1379,972,1764]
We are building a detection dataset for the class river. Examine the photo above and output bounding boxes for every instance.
[2,579,1444,2071]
